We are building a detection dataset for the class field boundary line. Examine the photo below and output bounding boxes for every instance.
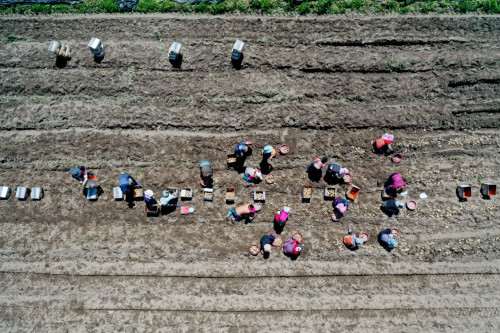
[0,271,498,279]
[0,304,498,313]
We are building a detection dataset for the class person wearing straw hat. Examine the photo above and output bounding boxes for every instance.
[243,167,262,183]
[260,233,277,259]
[343,229,365,250]
[373,133,395,155]
[378,228,399,251]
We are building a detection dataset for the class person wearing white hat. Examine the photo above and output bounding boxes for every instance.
[260,233,277,259]
[143,189,157,209]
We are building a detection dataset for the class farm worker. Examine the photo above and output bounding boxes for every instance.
[385,173,406,193]
[326,162,350,182]
[260,233,277,257]
[306,156,328,174]
[143,189,157,208]
[274,206,291,233]
[260,145,277,173]
[378,228,399,250]
[343,229,365,249]
[274,206,291,226]
[159,189,179,207]
[373,133,395,155]
[243,167,262,182]
[381,198,405,215]
[119,172,140,200]
[226,203,256,223]
[333,197,349,214]
[283,238,303,258]
[199,160,214,187]
[262,145,277,162]
[70,166,98,187]
[234,141,251,158]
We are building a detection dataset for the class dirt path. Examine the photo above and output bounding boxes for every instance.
[0,14,499,332]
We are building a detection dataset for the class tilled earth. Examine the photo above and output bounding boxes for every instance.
[0,13,499,332]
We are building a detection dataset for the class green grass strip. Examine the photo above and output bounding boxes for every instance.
[0,0,499,15]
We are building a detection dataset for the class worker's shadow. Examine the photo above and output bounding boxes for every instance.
[273,221,285,235]
[285,252,300,261]
[380,206,399,218]
[377,232,394,252]
[231,54,244,70]
[307,170,322,182]
[54,56,68,69]
[82,186,104,197]
[324,173,340,185]
[125,193,136,208]
[94,54,104,64]
[259,160,273,174]
[161,205,177,216]
[170,55,183,69]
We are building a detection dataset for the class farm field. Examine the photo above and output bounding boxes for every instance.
[0,13,500,332]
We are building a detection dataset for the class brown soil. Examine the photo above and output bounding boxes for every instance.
[0,13,499,332]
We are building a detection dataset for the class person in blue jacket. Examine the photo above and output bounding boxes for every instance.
[119,172,140,202]
[260,233,276,259]
[378,228,399,251]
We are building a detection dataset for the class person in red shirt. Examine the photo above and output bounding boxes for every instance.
[373,133,394,155]
[283,238,303,259]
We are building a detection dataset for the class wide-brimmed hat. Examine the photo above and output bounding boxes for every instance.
[144,190,154,199]
[70,167,82,178]
[293,245,303,254]
[255,170,262,179]
[263,244,272,253]
[340,168,349,175]
[354,237,364,245]
[382,133,394,142]
[283,206,291,213]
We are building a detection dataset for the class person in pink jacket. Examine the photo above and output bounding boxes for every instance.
[385,173,406,195]
[273,206,291,234]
